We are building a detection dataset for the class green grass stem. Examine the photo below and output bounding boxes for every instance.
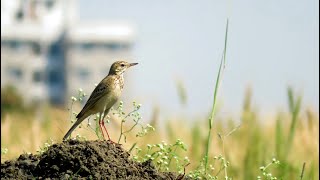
[204,18,229,173]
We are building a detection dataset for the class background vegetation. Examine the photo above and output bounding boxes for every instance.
[1,85,318,179]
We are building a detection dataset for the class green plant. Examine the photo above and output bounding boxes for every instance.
[257,158,281,180]
[187,125,240,179]
[188,155,231,180]
[275,112,284,159]
[132,139,189,173]
[217,124,241,179]
[1,148,8,155]
[114,101,155,144]
[69,88,87,126]
[36,138,55,154]
[204,18,229,173]
[285,87,302,158]
[1,85,35,117]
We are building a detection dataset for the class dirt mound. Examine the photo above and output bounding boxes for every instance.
[1,140,183,179]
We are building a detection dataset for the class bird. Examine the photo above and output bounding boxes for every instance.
[63,60,138,142]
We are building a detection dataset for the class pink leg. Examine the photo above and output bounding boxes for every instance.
[99,120,106,140]
[101,120,116,143]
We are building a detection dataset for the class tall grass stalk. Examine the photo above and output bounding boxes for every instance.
[204,18,229,173]
[285,87,302,158]
[275,112,284,159]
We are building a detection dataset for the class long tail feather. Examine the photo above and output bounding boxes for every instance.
[63,115,87,140]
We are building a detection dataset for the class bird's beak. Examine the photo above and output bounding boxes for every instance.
[129,63,138,67]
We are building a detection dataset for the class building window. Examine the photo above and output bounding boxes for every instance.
[8,67,23,80]
[33,71,43,83]
[9,41,21,50]
[49,70,61,84]
[104,43,121,50]
[32,42,41,54]
[77,68,90,81]
[82,43,94,50]
[15,9,24,21]
[45,0,54,9]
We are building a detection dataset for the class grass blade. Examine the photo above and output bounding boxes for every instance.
[285,87,302,158]
[204,18,229,172]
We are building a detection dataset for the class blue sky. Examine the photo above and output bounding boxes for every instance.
[78,0,319,119]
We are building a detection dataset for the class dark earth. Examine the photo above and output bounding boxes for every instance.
[1,140,186,179]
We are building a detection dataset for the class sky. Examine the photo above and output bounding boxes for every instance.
[78,0,319,120]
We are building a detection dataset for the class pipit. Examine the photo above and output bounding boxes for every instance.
[63,61,138,141]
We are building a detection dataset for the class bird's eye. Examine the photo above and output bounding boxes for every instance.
[121,64,125,67]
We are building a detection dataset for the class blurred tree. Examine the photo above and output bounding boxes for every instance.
[1,85,25,118]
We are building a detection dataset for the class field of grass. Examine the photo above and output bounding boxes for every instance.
[1,87,319,179]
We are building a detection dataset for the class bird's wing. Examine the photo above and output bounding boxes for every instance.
[76,77,111,119]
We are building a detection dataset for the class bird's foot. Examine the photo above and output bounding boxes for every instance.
[107,139,120,145]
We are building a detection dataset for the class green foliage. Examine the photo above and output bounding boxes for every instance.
[115,101,155,144]
[285,87,302,158]
[191,123,202,161]
[257,158,281,180]
[36,138,55,154]
[132,139,189,173]
[1,148,8,155]
[65,88,91,139]
[1,86,23,109]
[69,88,87,127]
[275,112,284,159]
[1,85,33,118]
[188,155,230,180]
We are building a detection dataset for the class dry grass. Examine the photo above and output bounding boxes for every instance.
[1,104,318,179]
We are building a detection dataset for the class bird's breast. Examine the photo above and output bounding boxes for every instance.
[114,75,124,93]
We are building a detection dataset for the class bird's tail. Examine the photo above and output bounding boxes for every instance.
[63,115,87,141]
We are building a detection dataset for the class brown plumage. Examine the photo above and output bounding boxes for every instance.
[63,61,138,141]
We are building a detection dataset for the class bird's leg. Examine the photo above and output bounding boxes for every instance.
[99,122,106,140]
[101,120,113,142]
[98,113,106,140]
[101,110,116,144]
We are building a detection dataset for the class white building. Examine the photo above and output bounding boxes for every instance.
[1,0,64,104]
[1,42,48,104]
[1,0,136,105]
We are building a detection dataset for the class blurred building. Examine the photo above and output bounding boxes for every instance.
[1,0,135,105]
[66,22,134,101]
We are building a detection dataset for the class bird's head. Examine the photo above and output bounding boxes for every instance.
[108,61,138,75]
